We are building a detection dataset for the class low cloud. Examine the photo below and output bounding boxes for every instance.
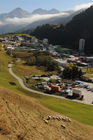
[0,2,93,26]
[5,12,69,25]
[73,2,93,11]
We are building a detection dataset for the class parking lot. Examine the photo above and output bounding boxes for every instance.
[76,82,93,104]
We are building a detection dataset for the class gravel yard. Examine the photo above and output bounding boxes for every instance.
[77,82,93,105]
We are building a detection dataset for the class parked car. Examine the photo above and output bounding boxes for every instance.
[75,80,83,85]
[83,84,88,88]
[64,88,72,95]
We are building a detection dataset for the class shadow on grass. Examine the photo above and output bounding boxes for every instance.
[66,95,83,101]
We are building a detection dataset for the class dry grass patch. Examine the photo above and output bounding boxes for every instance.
[82,67,93,78]
[13,61,57,77]
[0,86,93,140]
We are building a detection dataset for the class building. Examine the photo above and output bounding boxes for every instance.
[55,59,67,66]
[79,39,85,55]
[85,57,93,63]
[51,85,61,92]
[72,89,82,98]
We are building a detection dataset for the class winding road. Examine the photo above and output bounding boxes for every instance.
[8,63,92,105]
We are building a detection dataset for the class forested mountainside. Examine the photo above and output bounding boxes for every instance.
[24,6,93,55]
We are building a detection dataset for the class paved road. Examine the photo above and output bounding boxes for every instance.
[8,63,48,95]
[8,63,92,105]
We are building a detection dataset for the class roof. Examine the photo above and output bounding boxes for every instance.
[51,85,60,88]
[73,89,82,94]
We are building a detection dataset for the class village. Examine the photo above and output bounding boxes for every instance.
[0,34,93,105]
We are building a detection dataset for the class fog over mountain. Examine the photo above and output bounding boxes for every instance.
[0,2,93,33]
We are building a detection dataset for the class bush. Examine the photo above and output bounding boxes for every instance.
[26,53,59,71]
[27,56,36,66]
[62,64,83,79]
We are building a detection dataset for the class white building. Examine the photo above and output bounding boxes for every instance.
[79,39,85,55]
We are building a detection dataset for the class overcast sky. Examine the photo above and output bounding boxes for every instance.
[0,0,93,13]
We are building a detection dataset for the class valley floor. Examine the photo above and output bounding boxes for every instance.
[0,50,93,139]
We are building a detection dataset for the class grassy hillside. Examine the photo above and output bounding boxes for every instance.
[13,60,57,78]
[18,88,93,126]
[0,86,93,140]
[0,50,19,90]
[0,49,93,127]
[82,67,93,78]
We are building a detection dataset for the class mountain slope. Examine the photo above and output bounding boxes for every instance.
[8,8,31,18]
[0,49,93,139]
[0,86,93,140]
[0,8,31,33]
[0,7,88,33]
[0,4,92,34]
[0,8,31,19]
[28,6,93,55]
[23,9,83,31]
[63,5,93,54]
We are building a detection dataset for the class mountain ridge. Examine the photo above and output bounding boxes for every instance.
[0,6,92,34]
[32,8,60,15]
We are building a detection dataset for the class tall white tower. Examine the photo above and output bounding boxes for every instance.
[79,39,85,55]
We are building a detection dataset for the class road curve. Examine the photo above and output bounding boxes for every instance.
[8,63,71,99]
[8,63,91,105]
[8,63,48,95]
